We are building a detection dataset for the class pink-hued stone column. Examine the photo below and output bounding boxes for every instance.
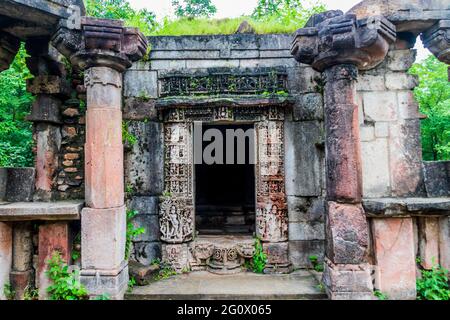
[0,222,12,300]
[371,218,416,300]
[37,222,71,300]
[292,11,396,299]
[418,217,440,270]
[52,17,147,299]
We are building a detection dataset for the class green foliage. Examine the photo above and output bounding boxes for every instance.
[125,209,145,260]
[127,276,136,293]
[122,121,137,146]
[308,255,324,272]
[172,0,217,18]
[23,286,39,300]
[3,284,15,300]
[154,263,177,281]
[416,262,450,300]
[94,293,111,300]
[84,0,158,35]
[374,290,389,300]
[46,251,89,300]
[250,238,267,274]
[0,44,34,167]
[409,55,450,161]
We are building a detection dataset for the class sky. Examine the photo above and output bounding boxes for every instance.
[127,0,429,60]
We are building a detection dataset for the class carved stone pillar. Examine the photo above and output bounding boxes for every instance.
[26,39,70,201]
[52,17,147,299]
[292,11,396,299]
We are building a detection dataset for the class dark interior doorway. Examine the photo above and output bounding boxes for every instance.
[195,123,255,235]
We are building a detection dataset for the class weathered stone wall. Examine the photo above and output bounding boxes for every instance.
[357,48,426,198]
[123,34,326,268]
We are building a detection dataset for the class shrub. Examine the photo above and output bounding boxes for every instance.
[416,263,450,300]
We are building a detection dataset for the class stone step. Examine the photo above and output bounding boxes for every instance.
[126,270,327,300]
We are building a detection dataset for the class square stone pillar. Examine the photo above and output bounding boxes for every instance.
[0,222,12,300]
[371,218,416,299]
[37,222,71,300]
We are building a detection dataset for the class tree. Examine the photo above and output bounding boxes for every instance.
[172,0,217,19]
[252,0,326,26]
[409,55,450,161]
[0,44,35,167]
[84,0,157,35]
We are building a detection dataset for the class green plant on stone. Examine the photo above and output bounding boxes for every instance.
[23,285,39,300]
[122,121,137,146]
[153,261,177,281]
[251,238,267,274]
[127,276,137,293]
[94,293,111,300]
[3,284,15,300]
[374,290,388,300]
[416,261,450,300]
[308,255,324,272]
[46,251,89,300]
[125,209,145,260]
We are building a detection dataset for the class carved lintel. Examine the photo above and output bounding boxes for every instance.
[291,11,396,71]
[422,20,450,65]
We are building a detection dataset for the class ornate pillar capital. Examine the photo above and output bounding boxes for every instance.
[52,17,148,72]
[291,11,396,72]
[422,20,450,65]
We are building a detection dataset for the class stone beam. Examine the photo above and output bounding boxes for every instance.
[51,17,148,299]
[291,11,396,300]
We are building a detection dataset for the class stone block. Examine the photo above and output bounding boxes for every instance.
[374,122,389,138]
[150,60,187,71]
[124,70,158,98]
[360,125,375,142]
[5,168,35,202]
[422,161,450,197]
[289,222,325,241]
[133,242,161,266]
[125,121,164,196]
[86,67,122,110]
[439,217,450,271]
[387,49,417,71]
[81,206,126,270]
[287,197,324,223]
[0,222,12,300]
[128,196,159,215]
[263,241,291,273]
[418,217,440,269]
[162,243,189,272]
[292,93,324,121]
[361,138,391,197]
[397,91,421,120]
[289,240,324,268]
[123,98,158,121]
[131,214,160,242]
[37,222,71,300]
[388,120,426,197]
[322,260,373,297]
[186,59,240,69]
[326,202,369,264]
[128,261,159,285]
[285,121,322,197]
[371,218,416,299]
[12,223,33,272]
[363,92,397,122]
[385,73,418,90]
[286,66,320,94]
[356,74,386,91]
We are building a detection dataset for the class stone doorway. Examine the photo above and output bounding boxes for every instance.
[195,123,256,236]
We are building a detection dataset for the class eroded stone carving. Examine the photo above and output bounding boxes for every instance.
[422,20,450,65]
[159,198,194,243]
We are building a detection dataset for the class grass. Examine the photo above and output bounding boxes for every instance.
[147,16,308,36]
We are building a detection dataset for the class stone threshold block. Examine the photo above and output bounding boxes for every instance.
[322,259,374,300]
[0,200,83,221]
[37,222,71,300]
[371,217,416,300]
[363,197,450,217]
[0,222,12,300]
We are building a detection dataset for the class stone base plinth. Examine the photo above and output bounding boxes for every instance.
[80,262,128,300]
[10,269,34,300]
[322,258,374,300]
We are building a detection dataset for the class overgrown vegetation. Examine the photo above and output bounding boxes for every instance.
[46,251,89,300]
[0,44,34,167]
[416,261,450,300]
[308,255,323,272]
[3,284,15,300]
[374,290,389,300]
[173,0,217,18]
[151,258,178,281]
[125,209,145,260]
[247,238,267,274]
[410,55,450,161]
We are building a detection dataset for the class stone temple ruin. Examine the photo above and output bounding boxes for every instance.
[0,0,449,300]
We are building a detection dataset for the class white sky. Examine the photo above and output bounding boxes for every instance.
[128,0,429,60]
